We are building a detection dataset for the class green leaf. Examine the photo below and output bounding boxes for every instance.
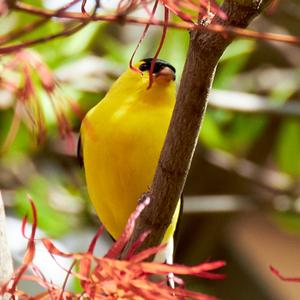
[214,39,255,89]
[272,211,300,235]
[15,176,73,237]
[200,111,230,150]
[0,110,32,155]
[228,114,267,152]
[275,119,300,176]
[61,22,104,57]
[220,39,255,62]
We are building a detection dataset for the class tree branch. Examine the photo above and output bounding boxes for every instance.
[1,1,298,54]
[9,1,300,46]
[209,90,300,118]
[204,148,294,193]
[0,0,82,45]
[0,23,85,54]
[121,0,273,258]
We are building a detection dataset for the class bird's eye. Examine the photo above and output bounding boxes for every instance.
[138,63,149,72]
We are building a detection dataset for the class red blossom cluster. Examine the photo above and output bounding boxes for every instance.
[0,197,225,299]
[0,50,83,152]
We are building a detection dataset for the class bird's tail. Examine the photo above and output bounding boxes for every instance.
[154,199,182,288]
[154,236,175,288]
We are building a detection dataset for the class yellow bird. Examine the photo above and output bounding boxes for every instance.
[78,58,181,264]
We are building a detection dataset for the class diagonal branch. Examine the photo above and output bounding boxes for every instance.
[121,0,273,258]
[0,23,85,54]
[1,1,298,54]
[208,90,300,118]
[9,1,300,46]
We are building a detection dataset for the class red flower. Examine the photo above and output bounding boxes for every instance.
[1,196,226,299]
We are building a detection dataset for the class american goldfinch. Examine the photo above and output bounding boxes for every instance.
[78,58,181,264]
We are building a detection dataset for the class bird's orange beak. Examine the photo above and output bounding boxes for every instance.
[155,66,176,84]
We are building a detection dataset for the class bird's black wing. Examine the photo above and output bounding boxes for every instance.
[77,134,84,168]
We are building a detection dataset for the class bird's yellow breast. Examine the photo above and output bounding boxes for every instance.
[81,67,178,241]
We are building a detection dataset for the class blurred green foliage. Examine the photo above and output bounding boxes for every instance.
[15,176,73,237]
[1,0,300,240]
[273,211,300,234]
[201,38,268,153]
[276,119,300,176]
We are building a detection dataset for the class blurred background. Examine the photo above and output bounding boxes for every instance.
[1,0,300,299]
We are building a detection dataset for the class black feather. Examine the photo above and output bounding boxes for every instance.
[139,58,176,75]
[77,134,84,168]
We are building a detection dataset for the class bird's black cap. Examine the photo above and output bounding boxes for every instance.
[139,58,176,75]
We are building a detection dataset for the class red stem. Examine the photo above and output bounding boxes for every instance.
[9,2,300,46]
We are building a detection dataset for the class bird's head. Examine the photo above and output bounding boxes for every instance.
[103,58,176,106]
[116,58,176,91]
[136,58,176,85]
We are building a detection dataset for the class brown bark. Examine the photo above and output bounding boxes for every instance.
[121,0,273,257]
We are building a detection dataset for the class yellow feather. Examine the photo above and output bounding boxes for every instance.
[81,61,180,243]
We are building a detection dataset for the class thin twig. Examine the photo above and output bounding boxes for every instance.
[0,18,48,45]
[204,148,294,193]
[11,1,300,46]
[0,0,105,54]
[0,0,82,46]
[1,1,299,53]
[0,23,85,54]
[183,195,255,213]
[208,90,300,118]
